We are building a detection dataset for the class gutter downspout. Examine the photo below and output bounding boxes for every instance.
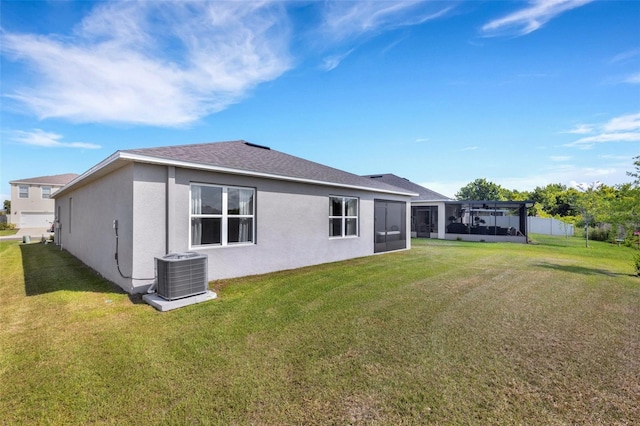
[166,166,175,254]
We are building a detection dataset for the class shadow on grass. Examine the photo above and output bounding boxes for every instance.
[20,243,125,296]
[534,261,631,277]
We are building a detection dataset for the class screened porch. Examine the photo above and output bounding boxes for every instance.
[443,200,533,243]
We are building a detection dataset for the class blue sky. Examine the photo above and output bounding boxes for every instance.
[1,0,639,200]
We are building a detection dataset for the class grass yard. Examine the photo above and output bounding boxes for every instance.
[1,236,638,425]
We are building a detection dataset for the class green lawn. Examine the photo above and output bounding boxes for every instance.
[1,236,638,425]
[0,229,18,237]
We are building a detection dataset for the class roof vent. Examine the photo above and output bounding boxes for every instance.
[244,142,271,150]
[369,175,384,179]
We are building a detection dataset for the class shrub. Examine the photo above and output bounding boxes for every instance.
[586,227,612,242]
[0,222,16,231]
[633,252,640,277]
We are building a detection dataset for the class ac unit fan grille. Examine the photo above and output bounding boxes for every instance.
[156,254,207,301]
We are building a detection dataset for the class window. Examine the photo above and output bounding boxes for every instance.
[42,186,52,199]
[191,184,255,247]
[329,196,358,238]
[19,185,29,198]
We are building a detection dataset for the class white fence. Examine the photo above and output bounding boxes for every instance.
[528,217,574,236]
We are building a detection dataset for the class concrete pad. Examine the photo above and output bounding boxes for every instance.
[142,290,217,312]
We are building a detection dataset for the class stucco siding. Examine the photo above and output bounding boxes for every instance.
[159,167,410,282]
[54,162,411,294]
[54,165,135,291]
[130,164,167,290]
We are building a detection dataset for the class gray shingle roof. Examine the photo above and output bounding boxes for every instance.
[122,140,415,195]
[363,173,451,201]
[10,173,79,186]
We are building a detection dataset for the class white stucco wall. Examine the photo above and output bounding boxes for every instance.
[55,162,411,294]
[54,164,136,292]
[162,167,410,285]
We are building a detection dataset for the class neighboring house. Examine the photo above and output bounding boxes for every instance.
[52,141,416,294]
[365,174,532,243]
[9,173,79,228]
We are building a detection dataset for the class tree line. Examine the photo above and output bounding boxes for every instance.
[455,156,640,241]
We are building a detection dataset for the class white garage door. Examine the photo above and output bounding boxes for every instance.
[19,212,53,228]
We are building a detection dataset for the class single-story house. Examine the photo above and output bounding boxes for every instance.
[365,174,533,243]
[52,141,416,294]
[9,173,79,228]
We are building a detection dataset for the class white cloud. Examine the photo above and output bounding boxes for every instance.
[567,132,640,149]
[315,1,453,71]
[564,112,640,149]
[600,154,632,161]
[321,1,453,42]
[603,112,640,132]
[1,1,456,121]
[510,164,621,189]
[624,73,640,84]
[570,180,605,191]
[1,1,292,126]
[481,0,594,37]
[562,124,594,134]
[321,49,355,71]
[610,48,640,64]
[461,146,478,151]
[10,129,101,149]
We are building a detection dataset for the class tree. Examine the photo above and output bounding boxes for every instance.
[530,183,579,217]
[455,178,507,201]
[575,181,606,247]
[503,188,531,201]
[3,200,10,214]
[627,155,640,186]
[609,183,640,237]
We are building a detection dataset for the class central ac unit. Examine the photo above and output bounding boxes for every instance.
[155,252,208,301]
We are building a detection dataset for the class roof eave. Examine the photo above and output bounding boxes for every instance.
[53,152,418,198]
[52,151,124,199]
[444,200,535,208]
[10,180,65,186]
[413,198,451,202]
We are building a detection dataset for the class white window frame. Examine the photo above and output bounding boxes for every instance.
[42,186,52,199]
[329,196,359,238]
[19,185,29,199]
[190,183,255,248]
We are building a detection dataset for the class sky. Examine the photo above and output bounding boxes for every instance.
[1,0,639,201]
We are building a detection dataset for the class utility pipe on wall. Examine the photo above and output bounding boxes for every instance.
[166,166,175,254]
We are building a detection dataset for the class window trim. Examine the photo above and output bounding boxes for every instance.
[42,186,52,199]
[190,183,256,248]
[329,195,359,238]
[18,185,29,199]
